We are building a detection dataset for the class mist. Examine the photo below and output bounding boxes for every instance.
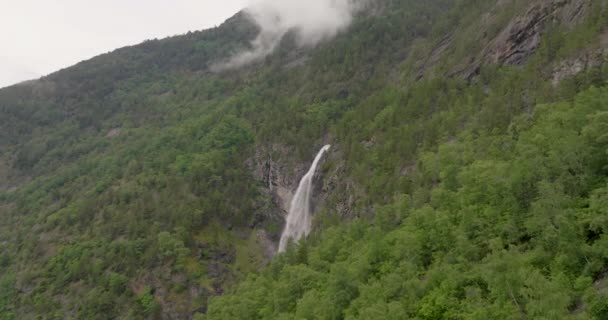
[214,0,364,70]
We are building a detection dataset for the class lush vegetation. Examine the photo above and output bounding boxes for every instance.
[208,84,608,319]
[0,0,607,319]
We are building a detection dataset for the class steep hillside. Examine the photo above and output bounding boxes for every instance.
[1,0,607,319]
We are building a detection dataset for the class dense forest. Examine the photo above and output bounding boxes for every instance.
[1,0,608,319]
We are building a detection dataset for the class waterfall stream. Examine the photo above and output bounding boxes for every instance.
[278,145,331,252]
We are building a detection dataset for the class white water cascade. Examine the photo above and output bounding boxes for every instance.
[278,145,331,252]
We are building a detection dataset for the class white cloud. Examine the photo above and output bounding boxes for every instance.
[213,0,364,70]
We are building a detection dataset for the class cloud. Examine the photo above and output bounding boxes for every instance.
[213,0,364,71]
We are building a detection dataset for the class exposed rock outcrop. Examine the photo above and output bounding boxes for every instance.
[551,28,608,84]
[245,144,306,240]
[461,0,592,79]
[105,128,121,138]
[246,142,360,243]
[483,0,590,66]
[552,47,608,85]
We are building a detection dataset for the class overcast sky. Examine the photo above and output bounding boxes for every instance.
[0,1,248,88]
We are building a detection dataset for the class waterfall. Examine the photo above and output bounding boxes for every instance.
[278,145,331,252]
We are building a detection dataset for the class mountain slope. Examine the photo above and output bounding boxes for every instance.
[1,0,608,319]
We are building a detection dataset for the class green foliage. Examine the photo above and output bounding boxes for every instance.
[208,85,608,319]
[137,286,160,316]
[157,231,190,262]
[1,0,607,318]
[0,274,16,320]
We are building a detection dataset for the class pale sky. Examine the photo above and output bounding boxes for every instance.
[0,1,249,88]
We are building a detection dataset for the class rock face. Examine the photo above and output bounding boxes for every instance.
[484,3,547,66]
[551,28,608,84]
[312,145,363,220]
[552,47,608,85]
[105,128,121,138]
[461,0,592,78]
[246,144,306,240]
[246,142,356,245]
[485,0,589,65]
